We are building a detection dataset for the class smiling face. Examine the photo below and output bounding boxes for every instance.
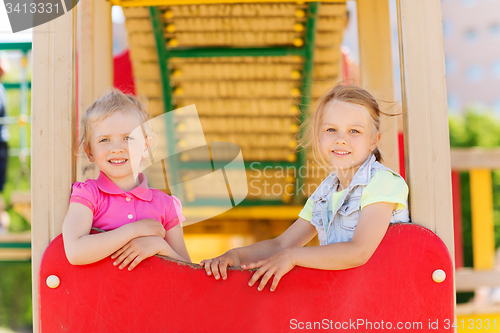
[319,100,380,181]
[84,111,151,191]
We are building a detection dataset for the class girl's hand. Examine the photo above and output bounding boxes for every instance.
[132,218,166,239]
[111,236,165,270]
[200,250,241,281]
[244,248,296,292]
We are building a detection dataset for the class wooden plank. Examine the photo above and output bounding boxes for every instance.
[0,249,31,261]
[469,169,495,270]
[396,0,454,254]
[77,0,113,182]
[77,0,98,181]
[357,0,399,173]
[182,206,302,222]
[113,0,347,6]
[451,148,500,170]
[396,0,456,322]
[0,232,31,243]
[31,7,77,333]
[183,220,293,236]
[93,0,113,99]
[455,268,500,292]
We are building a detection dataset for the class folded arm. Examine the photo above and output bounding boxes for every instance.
[111,223,192,270]
[62,202,166,265]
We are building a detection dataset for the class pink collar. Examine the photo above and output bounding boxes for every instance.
[96,171,153,202]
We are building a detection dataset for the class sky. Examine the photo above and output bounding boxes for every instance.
[0,0,33,42]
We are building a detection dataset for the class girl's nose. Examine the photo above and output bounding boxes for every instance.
[335,135,347,145]
[110,142,125,153]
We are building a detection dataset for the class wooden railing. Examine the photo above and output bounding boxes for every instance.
[451,148,500,292]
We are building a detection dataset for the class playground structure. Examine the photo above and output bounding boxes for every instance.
[0,0,487,331]
[0,42,32,261]
[39,223,454,332]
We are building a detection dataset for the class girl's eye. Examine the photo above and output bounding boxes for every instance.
[125,136,133,141]
[99,138,108,143]
[327,128,336,132]
[350,129,360,133]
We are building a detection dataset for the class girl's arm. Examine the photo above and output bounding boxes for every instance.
[62,202,166,265]
[164,224,191,262]
[246,202,395,291]
[110,224,192,270]
[200,217,317,280]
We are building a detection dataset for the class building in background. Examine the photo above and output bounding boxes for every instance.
[441,0,500,114]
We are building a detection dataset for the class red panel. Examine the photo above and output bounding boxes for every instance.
[113,49,135,95]
[398,132,406,180]
[452,171,464,268]
[39,223,454,332]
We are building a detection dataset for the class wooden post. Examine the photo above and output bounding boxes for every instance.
[396,0,455,323]
[396,0,454,253]
[77,0,113,182]
[32,1,111,330]
[31,9,77,333]
[357,0,399,172]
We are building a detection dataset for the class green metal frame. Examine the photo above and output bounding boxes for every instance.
[166,47,306,58]
[149,4,320,207]
[295,2,319,204]
[0,242,31,249]
[150,7,185,200]
[4,83,32,90]
[0,242,32,263]
[0,42,32,52]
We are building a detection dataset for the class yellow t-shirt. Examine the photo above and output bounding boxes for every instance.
[299,170,408,222]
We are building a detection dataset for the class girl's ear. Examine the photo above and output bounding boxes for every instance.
[370,132,382,151]
[83,144,95,162]
[142,136,153,158]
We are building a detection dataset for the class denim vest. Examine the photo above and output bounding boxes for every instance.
[309,155,410,245]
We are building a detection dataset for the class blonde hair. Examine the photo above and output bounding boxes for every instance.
[298,84,389,169]
[77,88,152,151]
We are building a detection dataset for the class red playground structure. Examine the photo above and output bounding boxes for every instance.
[39,223,454,332]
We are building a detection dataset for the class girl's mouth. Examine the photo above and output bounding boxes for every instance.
[332,150,351,156]
[109,159,127,165]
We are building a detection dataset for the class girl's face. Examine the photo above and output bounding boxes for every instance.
[319,100,380,178]
[84,111,151,191]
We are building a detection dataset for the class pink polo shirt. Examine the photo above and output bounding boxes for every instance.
[69,171,185,232]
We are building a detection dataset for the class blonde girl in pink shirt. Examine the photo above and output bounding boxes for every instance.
[62,89,191,270]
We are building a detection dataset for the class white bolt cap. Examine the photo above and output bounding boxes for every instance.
[46,275,60,289]
[432,269,446,283]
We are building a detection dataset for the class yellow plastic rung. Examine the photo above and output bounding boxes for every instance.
[469,169,496,270]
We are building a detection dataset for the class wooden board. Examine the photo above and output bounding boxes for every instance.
[39,223,454,332]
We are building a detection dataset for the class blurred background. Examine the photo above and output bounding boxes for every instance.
[1,0,500,331]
